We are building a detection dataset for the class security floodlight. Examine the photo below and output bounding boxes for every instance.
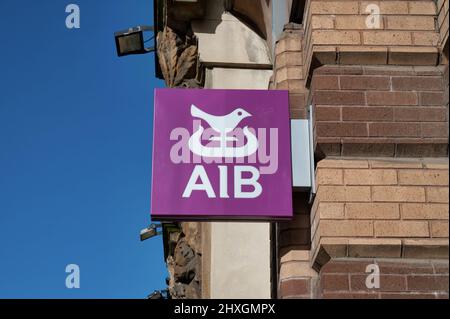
[114,26,155,57]
[140,223,162,241]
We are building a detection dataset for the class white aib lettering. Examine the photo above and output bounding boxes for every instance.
[182,165,262,199]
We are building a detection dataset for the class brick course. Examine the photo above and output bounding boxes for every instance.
[317,258,449,299]
[312,65,448,157]
[278,193,318,299]
[311,158,449,267]
[302,0,441,73]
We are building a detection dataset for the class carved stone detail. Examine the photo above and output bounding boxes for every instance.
[156,1,205,300]
[156,26,204,88]
[166,223,202,299]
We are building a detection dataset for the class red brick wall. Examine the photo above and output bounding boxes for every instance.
[271,23,309,119]
[278,193,317,299]
[279,277,315,299]
[273,0,449,301]
[319,258,449,299]
[279,193,311,251]
[312,65,449,157]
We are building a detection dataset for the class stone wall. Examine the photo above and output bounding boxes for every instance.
[166,223,202,299]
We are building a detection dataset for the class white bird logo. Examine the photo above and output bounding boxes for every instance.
[188,104,258,158]
[191,104,251,135]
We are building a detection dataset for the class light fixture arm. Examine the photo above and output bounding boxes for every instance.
[140,223,163,241]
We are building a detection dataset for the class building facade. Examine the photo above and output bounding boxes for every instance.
[153,0,449,299]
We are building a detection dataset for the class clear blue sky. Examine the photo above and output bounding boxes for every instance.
[0,0,167,298]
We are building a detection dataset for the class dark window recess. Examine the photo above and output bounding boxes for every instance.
[290,0,306,24]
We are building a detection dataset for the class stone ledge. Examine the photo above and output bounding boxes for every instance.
[312,237,449,271]
[318,142,449,158]
[280,260,319,279]
[309,46,440,75]
[280,249,311,263]
[316,157,449,169]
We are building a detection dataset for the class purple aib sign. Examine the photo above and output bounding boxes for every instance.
[151,88,292,220]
